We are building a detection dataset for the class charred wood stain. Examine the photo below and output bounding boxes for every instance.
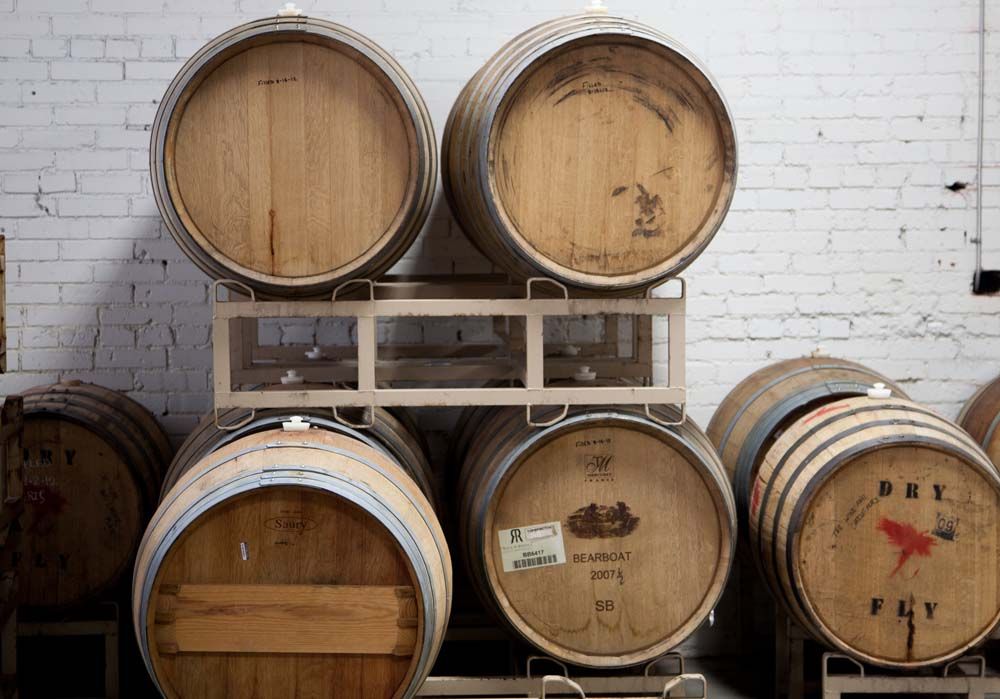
[632,183,664,238]
[631,92,673,132]
[905,593,916,660]
[268,209,277,273]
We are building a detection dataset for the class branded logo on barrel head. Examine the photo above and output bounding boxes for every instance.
[932,512,959,541]
[566,502,639,539]
[583,454,615,482]
[265,517,317,532]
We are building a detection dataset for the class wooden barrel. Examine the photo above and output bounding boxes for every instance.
[20,381,171,608]
[706,357,908,533]
[455,405,735,667]
[151,15,436,299]
[957,374,1000,466]
[163,406,435,506]
[132,421,451,698]
[752,395,1000,668]
[442,13,737,293]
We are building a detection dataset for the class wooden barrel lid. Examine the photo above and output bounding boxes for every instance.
[147,486,421,698]
[443,14,737,292]
[467,409,734,666]
[493,37,730,280]
[20,417,144,607]
[754,397,1000,667]
[19,382,170,609]
[134,427,451,698]
[153,17,435,298]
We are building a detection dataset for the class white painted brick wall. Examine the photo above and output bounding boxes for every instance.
[0,0,998,439]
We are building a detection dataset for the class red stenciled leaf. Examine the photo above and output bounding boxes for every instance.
[877,516,936,578]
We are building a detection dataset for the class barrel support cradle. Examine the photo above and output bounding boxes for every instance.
[417,654,707,698]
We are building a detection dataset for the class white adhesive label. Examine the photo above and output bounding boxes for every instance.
[498,521,567,573]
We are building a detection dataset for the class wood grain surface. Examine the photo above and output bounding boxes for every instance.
[456,404,734,667]
[752,396,1000,668]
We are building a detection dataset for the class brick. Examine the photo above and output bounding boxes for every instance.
[21,127,94,148]
[80,173,142,194]
[52,15,125,36]
[0,106,50,125]
[0,39,29,57]
[54,105,127,124]
[32,39,67,57]
[106,39,140,59]
[56,196,129,217]
[51,61,122,81]
[69,39,105,58]
[22,81,96,103]
[140,38,174,57]
[125,60,182,80]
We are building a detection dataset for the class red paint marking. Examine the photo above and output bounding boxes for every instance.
[877,516,936,578]
[803,402,851,424]
[750,478,763,517]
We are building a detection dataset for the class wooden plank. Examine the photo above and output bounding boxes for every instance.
[154,584,417,656]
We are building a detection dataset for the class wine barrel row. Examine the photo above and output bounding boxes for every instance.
[151,16,436,299]
[132,411,451,699]
[152,11,735,298]
[442,13,737,293]
[958,373,1000,466]
[20,381,172,609]
[454,402,735,667]
[711,359,1000,669]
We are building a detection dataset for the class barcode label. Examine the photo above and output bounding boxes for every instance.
[513,554,558,570]
[498,521,567,573]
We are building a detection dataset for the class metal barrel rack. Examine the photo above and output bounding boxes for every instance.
[211,275,686,428]
[821,653,1000,698]
[209,273,699,693]
[417,655,707,698]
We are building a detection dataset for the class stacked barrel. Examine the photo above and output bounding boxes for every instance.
[143,5,741,687]
[710,358,1000,668]
[443,13,737,294]
[142,16,454,695]
[19,382,172,611]
[132,407,450,698]
[150,16,437,299]
[437,10,741,669]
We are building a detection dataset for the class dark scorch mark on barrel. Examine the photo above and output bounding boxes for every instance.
[631,92,673,132]
[632,183,664,238]
[905,593,916,660]
[268,209,277,272]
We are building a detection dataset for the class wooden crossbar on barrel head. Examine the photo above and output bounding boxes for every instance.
[153,584,417,656]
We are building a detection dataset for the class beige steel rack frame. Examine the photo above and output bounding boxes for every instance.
[820,653,1000,698]
[211,276,685,429]
[418,655,707,698]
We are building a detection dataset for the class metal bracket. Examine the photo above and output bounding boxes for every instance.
[540,675,585,698]
[526,404,569,428]
[214,406,256,432]
[332,405,375,430]
[212,278,256,304]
